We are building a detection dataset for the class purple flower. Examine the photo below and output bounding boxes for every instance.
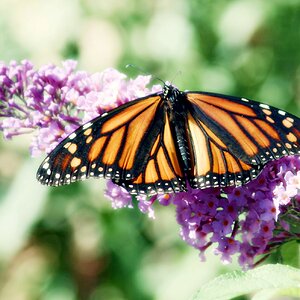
[214,237,240,264]
[105,180,133,209]
[137,195,156,219]
[1,60,299,269]
[171,156,300,268]
[1,60,82,154]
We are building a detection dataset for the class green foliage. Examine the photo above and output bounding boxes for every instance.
[192,264,300,300]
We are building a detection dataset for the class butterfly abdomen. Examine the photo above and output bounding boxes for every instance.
[173,123,191,172]
[164,86,193,173]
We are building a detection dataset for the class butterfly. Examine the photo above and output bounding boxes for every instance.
[37,83,300,195]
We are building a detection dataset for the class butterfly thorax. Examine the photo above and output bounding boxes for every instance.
[163,84,180,100]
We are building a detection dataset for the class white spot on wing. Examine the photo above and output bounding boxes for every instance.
[69,132,77,139]
[83,122,92,129]
[43,162,49,169]
[259,104,270,109]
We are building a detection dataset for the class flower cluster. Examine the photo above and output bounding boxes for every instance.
[1,60,299,268]
[172,156,300,267]
[0,60,159,156]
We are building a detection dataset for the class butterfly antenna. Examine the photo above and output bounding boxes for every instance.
[125,64,165,85]
[170,70,182,85]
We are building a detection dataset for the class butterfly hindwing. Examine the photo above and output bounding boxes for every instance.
[113,112,186,195]
[186,110,262,188]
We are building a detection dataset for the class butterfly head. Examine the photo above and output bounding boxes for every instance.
[163,82,181,102]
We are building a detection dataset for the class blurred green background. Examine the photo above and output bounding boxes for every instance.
[0,0,300,299]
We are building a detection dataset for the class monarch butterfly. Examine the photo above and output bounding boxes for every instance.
[37,83,300,195]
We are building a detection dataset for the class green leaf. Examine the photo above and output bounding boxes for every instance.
[191,264,300,300]
[280,241,300,268]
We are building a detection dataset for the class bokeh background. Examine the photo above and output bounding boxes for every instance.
[0,0,300,299]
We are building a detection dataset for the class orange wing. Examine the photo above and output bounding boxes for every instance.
[37,93,186,195]
[37,95,166,186]
[186,92,300,188]
[113,113,186,195]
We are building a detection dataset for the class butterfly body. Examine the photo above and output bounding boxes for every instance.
[162,85,192,172]
[37,83,300,195]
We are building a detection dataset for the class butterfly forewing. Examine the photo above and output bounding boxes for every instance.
[185,92,300,188]
[37,95,164,186]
